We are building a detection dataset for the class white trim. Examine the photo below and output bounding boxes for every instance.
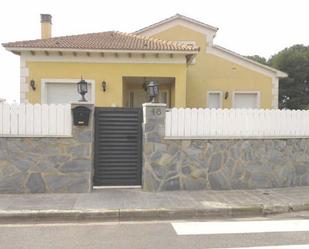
[218,245,309,249]
[143,103,167,107]
[207,45,287,78]
[20,52,188,64]
[206,91,223,108]
[272,77,279,109]
[172,220,309,235]
[232,91,260,109]
[20,56,29,103]
[7,47,198,55]
[134,14,218,33]
[93,186,141,189]
[41,78,95,104]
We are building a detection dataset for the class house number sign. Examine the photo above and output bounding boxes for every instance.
[152,107,162,116]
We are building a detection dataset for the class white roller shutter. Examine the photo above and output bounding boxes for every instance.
[207,92,222,108]
[46,83,92,104]
[233,92,258,109]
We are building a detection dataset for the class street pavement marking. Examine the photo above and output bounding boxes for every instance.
[172,220,309,235]
[217,246,309,249]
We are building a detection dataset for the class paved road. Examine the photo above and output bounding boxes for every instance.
[2,212,309,249]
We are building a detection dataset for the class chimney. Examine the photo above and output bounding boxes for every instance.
[40,14,52,39]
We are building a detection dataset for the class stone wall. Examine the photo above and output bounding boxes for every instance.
[143,103,309,191]
[0,103,94,193]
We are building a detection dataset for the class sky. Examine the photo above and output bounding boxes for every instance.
[0,0,308,102]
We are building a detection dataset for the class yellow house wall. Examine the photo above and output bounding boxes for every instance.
[26,62,187,107]
[149,25,273,109]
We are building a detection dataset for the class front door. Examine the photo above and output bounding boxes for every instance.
[93,108,143,186]
[129,90,147,108]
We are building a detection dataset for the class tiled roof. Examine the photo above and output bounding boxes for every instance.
[2,31,199,52]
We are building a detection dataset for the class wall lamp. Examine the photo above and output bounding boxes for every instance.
[77,78,88,102]
[30,80,36,91]
[224,91,229,100]
[146,81,159,103]
[102,81,107,92]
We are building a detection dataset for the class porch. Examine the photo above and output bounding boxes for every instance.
[122,76,175,108]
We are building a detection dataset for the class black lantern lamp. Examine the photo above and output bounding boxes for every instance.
[30,80,36,91]
[147,81,159,103]
[101,81,107,92]
[77,78,88,102]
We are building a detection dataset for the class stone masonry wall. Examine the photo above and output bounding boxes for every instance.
[0,103,94,193]
[143,103,309,191]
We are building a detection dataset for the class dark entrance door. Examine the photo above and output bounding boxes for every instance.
[94,108,143,186]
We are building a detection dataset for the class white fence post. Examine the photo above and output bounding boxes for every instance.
[2,104,10,135]
[18,104,26,135]
[33,104,42,135]
[41,104,49,135]
[25,104,34,135]
[10,104,18,135]
[0,103,72,137]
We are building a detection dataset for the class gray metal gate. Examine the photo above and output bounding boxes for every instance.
[94,108,143,186]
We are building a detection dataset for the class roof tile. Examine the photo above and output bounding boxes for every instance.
[2,31,199,52]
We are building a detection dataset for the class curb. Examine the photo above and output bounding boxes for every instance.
[1,203,309,223]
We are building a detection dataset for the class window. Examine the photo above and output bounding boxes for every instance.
[233,92,259,109]
[207,91,222,108]
[42,79,95,104]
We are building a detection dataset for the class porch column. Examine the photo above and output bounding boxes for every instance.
[174,72,187,108]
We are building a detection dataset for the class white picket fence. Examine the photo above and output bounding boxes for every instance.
[165,108,309,139]
[0,103,72,137]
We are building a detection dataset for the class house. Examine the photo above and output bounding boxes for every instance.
[2,14,287,109]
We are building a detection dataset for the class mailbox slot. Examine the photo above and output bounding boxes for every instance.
[72,106,91,126]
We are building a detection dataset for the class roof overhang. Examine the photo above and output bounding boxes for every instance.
[5,47,198,64]
[4,47,199,55]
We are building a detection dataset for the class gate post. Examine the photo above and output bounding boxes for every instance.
[142,103,167,191]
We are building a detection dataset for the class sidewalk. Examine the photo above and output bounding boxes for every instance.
[1,186,309,223]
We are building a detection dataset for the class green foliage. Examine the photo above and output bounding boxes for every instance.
[248,45,309,109]
[246,55,269,66]
[269,45,309,109]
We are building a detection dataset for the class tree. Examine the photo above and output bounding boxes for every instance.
[269,45,309,109]
[246,55,269,66]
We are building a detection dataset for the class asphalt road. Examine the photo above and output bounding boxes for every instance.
[2,212,309,249]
